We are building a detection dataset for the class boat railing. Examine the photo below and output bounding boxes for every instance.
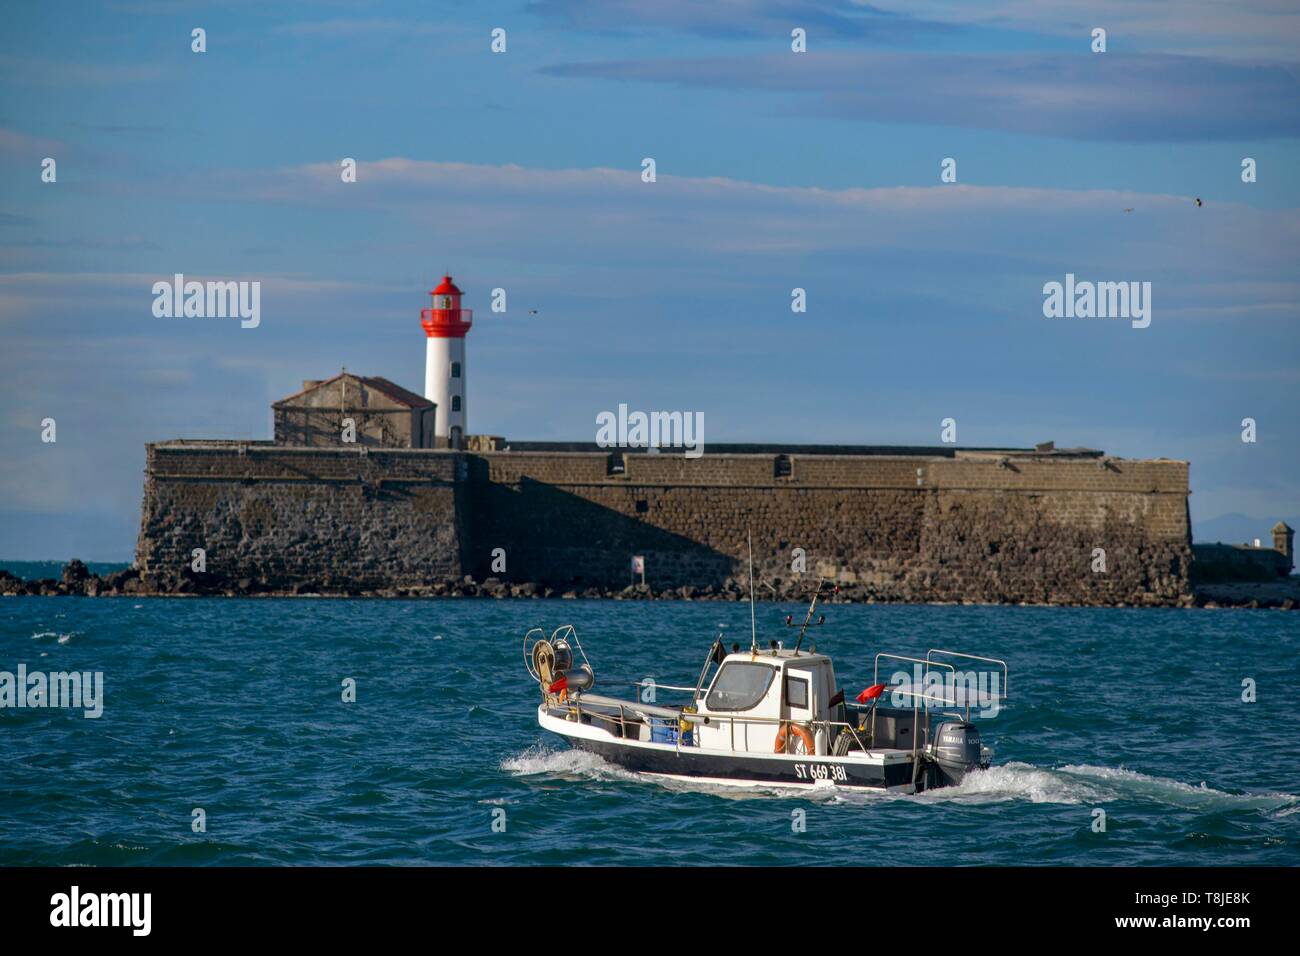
[870,650,1008,769]
[872,653,957,694]
[562,691,877,757]
[630,680,700,695]
[564,694,694,752]
[925,648,1009,720]
[872,654,959,761]
[676,710,874,756]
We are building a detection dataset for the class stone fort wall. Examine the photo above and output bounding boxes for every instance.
[136,442,1192,604]
[136,442,465,591]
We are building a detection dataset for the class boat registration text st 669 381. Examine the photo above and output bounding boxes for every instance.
[793,763,847,781]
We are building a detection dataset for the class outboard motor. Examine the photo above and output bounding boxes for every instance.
[932,721,984,787]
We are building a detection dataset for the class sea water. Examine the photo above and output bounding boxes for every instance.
[1,597,1296,865]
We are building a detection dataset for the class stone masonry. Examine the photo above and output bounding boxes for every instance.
[133,441,1193,604]
[135,442,464,592]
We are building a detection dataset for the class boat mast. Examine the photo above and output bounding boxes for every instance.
[748,529,757,651]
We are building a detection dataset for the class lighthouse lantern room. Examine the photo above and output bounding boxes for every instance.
[421,275,473,447]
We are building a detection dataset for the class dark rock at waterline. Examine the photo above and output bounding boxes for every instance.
[62,559,91,591]
[0,562,1295,609]
[105,567,140,590]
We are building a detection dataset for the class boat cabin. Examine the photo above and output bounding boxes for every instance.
[694,649,837,754]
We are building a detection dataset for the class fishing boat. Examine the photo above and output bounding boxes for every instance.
[524,583,1008,793]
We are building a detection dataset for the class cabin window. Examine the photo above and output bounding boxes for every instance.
[451,395,462,412]
[784,675,809,709]
[450,361,461,379]
[706,662,776,712]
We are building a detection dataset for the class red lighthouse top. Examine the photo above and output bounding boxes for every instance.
[421,274,473,338]
[432,275,462,296]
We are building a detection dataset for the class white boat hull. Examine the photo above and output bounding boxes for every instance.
[539,704,920,792]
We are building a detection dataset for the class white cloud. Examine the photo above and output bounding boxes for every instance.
[218,157,1300,282]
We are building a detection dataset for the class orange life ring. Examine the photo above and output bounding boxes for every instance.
[775,721,816,755]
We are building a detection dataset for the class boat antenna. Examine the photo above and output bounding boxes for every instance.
[748,529,757,651]
[792,577,828,655]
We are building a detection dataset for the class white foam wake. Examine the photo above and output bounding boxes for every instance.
[1054,764,1298,813]
[502,744,637,782]
[848,762,1299,810]
[30,631,73,644]
[921,761,1111,805]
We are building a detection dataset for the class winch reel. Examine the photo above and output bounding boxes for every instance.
[524,625,595,696]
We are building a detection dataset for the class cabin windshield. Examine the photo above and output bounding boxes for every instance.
[706,662,776,711]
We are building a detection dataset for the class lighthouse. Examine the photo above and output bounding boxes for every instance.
[421,275,473,447]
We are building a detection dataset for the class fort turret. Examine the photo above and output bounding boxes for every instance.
[421,275,472,448]
[1273,521,1295,574]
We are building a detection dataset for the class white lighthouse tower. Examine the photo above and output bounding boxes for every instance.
[421,274,473,447]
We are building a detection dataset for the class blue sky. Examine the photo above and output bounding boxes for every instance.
[1,0,1297,560]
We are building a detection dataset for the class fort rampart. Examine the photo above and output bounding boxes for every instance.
[134,441,1193,605]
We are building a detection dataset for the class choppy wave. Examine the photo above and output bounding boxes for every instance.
[4,598,1297,865]
[1054,764,1298,813]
